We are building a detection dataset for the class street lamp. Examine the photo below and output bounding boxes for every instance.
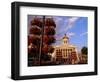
[39,16,45,65]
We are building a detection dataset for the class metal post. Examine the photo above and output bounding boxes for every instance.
[39,16,45,65]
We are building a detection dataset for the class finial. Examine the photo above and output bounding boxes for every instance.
[62,34,69,39]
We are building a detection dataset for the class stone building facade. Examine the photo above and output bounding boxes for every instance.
[52,34,79,64]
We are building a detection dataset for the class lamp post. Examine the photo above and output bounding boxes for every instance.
[39,16,45,65]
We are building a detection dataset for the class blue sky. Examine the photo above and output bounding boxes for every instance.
[52,16,88,51]
[28,15,88,51]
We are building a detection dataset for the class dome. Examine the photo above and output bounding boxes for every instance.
[62,34,69,39]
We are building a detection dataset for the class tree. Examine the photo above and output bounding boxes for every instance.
[28,16,56,66]
[45,18,56,27]
[43,35,55,45]
[31,17,43,27]
[45,26,55,35]
[81,47,88,55]
[30,26,41,35]
[28,35,40,45]
[28,17,42,66]
[41,18,56,63]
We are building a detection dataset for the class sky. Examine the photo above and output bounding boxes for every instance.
[28,15,88,51]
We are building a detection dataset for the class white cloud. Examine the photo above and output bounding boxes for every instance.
[55,17,80,36]
[67,32,75,37]
[54,17,63,23]
[80,32,87,36]
[69,17,79,23]
[66,17,80,30]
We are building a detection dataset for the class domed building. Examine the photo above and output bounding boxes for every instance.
[52,34,79,64]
